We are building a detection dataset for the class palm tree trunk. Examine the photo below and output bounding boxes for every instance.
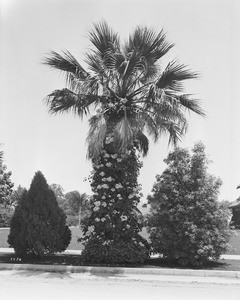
[84,147,144,239]
[78,205,81,227]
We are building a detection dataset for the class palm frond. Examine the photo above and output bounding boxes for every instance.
[89,21,119,59]
[87,114,107,159]
[45,88,103,117]
[166,121,186,146]
[85,52,106,77]
[135,130,149,156]
[144,91,188,126]
[152,116,185,146]
[118,27,174,93]
[119,52,147,95]
[177,94,205,116]
[43,50,89,83]
[140,65,159,84]
[114,117,134,153]
[125,26,174,64]
[137,105,187,146]
[156,60,198,91]
[137,110,159,142]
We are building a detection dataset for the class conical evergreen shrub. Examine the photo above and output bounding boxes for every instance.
[8,171,71,257]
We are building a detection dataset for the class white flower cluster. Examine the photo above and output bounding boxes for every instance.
[86,225,95,236]
[183,175,190,182]
[105,136,114,144]
[108,102,116,108]
[120,215,128,221]
[95,217,106,222]
[96,183,109,190]
[104,176,114,182]
[93,200,107,211]
[120,98,128,104]
[95,163,105,169]
[127,184,142,199]
[102,240,111,245]
[93,200,101,211]
[115,183,123,189]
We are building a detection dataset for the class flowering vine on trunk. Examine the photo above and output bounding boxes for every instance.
[80,146,149,264]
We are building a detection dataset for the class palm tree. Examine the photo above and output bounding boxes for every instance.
[44,22,204,158]
[65,191,90,227]
[43,21,204,263]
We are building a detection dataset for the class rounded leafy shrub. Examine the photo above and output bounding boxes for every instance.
[147,142,231,267]
[8,171,71,257]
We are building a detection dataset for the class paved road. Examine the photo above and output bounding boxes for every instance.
[1,270,240,300]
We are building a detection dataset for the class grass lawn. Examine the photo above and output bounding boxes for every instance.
[1,227,239,254]
[226,230,240,254]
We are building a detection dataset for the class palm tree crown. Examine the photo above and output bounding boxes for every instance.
[44,21,204,159]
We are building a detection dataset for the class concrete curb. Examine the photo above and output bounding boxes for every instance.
[0,263,240,279]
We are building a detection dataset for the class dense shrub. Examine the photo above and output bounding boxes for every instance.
[8,171,71,257]
[147,142,231,266]
[81,235,148,265]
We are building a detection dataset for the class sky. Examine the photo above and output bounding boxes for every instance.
[0,0,240,203]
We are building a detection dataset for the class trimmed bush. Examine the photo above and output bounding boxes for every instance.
[8,171,71,257]
[147,142,231,266]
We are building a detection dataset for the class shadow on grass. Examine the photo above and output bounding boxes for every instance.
[1,252,240,272]
[0,252,82,266]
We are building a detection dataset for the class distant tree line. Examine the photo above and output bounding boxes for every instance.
[1,183,90,227]
[50,184,91,226]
